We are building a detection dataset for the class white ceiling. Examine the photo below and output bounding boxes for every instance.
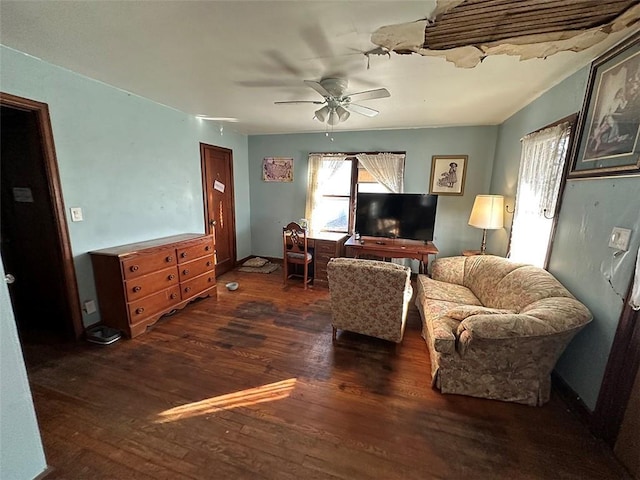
[1,1,638,135]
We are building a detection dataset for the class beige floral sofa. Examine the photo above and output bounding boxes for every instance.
[416,255,592,406]
[327,258,413,346]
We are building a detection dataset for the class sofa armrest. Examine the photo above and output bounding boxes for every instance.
[430,316,459,354]
[457,314,556,340]
[431,256,466,285]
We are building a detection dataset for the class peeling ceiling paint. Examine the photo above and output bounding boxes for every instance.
[371,1,640,68]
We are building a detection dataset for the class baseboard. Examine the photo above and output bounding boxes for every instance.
[34,466,55,479]
[551,371,592,426]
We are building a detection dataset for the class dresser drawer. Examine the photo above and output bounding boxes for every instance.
[124,267,179,302]
[122,249,177,280]
[315,240,336,255]
[180,271,216,300]
[128,285,181,322]
[178,255,215,282]
[177,237,214,263]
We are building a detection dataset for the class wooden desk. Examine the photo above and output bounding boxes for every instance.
[344,235,439,273]
[285,231,349,288]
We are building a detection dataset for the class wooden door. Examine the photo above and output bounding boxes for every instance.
[0,95,82,339]
[200,144,236,276]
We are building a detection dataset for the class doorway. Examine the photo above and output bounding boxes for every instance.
[0,93,82,340]
[200,143,237,276]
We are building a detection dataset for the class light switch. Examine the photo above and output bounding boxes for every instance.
[608,227,631,251]
[70,207,83,222]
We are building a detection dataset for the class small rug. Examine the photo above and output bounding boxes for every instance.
[238,262,279,274]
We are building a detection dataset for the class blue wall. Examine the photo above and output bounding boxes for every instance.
[0,46,251,328]
[491,67,640,410]
[249,126,499,263]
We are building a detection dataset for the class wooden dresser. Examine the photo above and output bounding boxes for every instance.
[89,233,216,338]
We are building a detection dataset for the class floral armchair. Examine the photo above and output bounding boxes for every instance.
[327,258,413,347]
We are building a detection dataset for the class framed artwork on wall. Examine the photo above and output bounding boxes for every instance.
[429,155,468,196]
[569,32,640,179]
[263,157,293,182]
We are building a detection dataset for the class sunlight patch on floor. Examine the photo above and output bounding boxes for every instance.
[156,378,297,423]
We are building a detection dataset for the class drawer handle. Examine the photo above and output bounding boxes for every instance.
[184,286,192,293]
[133,286,142,293]
[206,261,212,267]
[205,245,211,251]
[183,269,189,275]
[166,255,173,262]
[135,307,145,314]
[130,265,139,272]
[168,274,176,280]
[181,252,187,258]
[208,277,213,282]
[170,293,178,300]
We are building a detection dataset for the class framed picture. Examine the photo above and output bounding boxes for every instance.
[263,157,293,182]
[569,32,640,179]
[429,155,468,196]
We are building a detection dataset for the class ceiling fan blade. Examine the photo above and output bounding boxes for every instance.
[275,100,326,105]
[347,88,391,102]
[304,80,332,98]
[344,103,379,117]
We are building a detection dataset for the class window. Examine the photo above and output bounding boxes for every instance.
[509,116,575,267]
[305,153,405,234]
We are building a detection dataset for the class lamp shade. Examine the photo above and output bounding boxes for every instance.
[315,105,329,123]
[336,105,350,122]
[468,195,504,230]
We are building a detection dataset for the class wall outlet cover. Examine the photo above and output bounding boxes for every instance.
[608,227,632,251]
[70,207,83,222]
[84,300,96,314]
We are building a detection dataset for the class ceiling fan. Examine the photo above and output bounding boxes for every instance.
[275,78,390,126]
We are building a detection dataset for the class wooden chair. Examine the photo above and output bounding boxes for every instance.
[283,222,313,289]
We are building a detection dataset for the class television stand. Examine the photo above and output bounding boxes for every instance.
[344,235,439,273]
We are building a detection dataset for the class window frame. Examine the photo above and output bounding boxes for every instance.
[310,151,405,235]
[507,113,578,269]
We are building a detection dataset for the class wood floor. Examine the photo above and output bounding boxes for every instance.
[23,267,630,479]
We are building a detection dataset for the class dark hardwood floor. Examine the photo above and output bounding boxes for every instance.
[23,267,630,479]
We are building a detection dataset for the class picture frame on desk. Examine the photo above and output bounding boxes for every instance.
[429,155,468,196]
[569,32,640,179]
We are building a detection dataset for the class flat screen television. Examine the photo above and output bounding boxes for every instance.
[355,193,438,242]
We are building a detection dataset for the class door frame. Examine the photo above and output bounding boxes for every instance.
[592,279,640,445]
[199,143,237,271]
[0,92,83,339]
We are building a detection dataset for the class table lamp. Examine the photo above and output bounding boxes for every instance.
[468,195,504,254]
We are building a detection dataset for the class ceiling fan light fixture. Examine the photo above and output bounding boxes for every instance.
[315,105,329,122]
[328,109,339,126]
[336,106,350,122]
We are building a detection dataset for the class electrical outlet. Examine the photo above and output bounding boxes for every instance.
[608,227,631,251]
[70,207,83,222]
[84,300,96,314]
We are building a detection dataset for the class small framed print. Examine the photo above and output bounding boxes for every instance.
[263,157,293,182]
[429,155,468,196]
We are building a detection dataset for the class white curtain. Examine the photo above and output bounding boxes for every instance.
[509,121,572,267]
[355,153,405,193]
[305,154,348,232]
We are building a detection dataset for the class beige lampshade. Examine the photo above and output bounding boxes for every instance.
[468,195,504,230]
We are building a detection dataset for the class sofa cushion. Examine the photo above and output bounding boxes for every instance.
[463,255,524,307]
[416,275,482,306]
[446,305,516,320]
[491,266,574,311]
